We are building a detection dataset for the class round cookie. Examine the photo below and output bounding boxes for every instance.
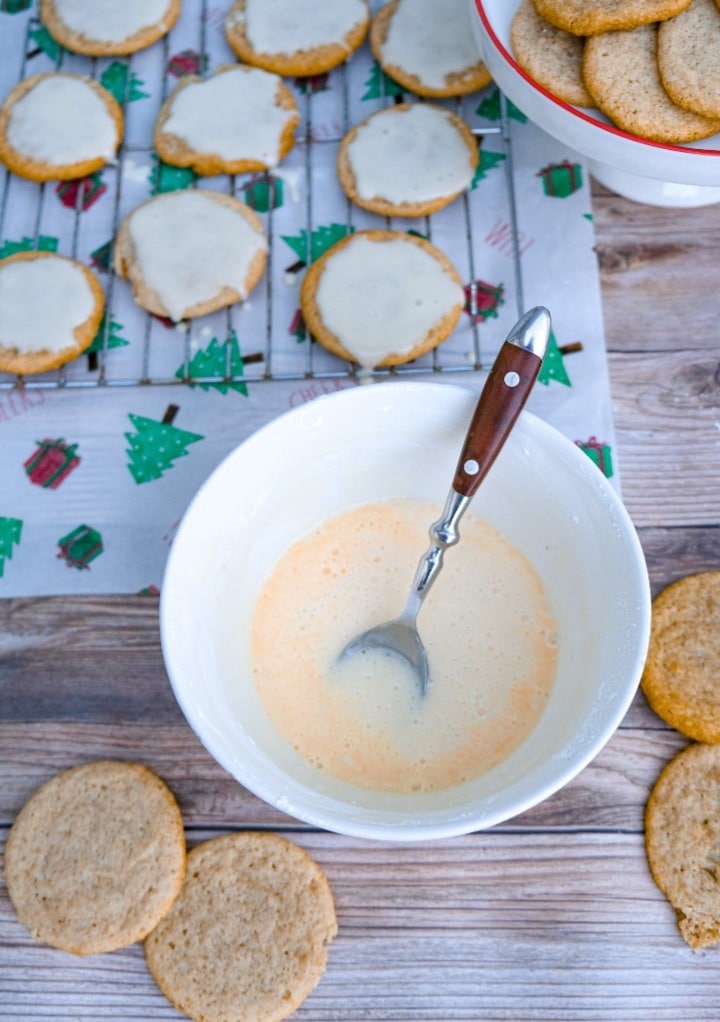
[0,72,123,182]
[658,0,720,120]
[640,571,720,742]
[370,0,492,98]
[337,103,479,218]
[531,0,693,35]
[583,24,720,142]
[39,0,181,56]
[645,742,720,949]
[114,190,267,322]
[154,64,300,177]
[511,0,594,107]
[300,229,465,369]
[0,251,105,375]
[226,0,370,77]
[145,833,337,1022]
[3,761,186,956]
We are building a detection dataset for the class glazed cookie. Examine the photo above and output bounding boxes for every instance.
[0,251,105,375]
[226,0,370,77]
[531,0,692,35]
[4,761,186,955]
[583,24,720,142]
[640,571,720,742]
[645,742,720,949]
[39,0,181,56]
[154,64,300,176]
[114,190,267,322]
[337,103,479,218]
[145,833,337,1022]
[0,72,123,182]
[658,0,720,120]
[370,0,492,98]
[511,0,594,107]
[300,230,465,369]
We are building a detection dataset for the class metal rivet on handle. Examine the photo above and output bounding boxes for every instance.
[504,370,520,388]
[463,458,480,475]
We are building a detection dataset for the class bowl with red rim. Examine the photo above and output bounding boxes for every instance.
[470,0,720,206]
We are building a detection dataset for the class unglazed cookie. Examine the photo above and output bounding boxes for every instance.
[4,761,186,955]
[658,0,720,120]
[640,571,720,742]
[154,64,300,176]
[145,833,337,1022]
[0,251,105,375]
[300,230,464,368]
[531,0,692,35]
[645,742,720,949]
[511,0,594,107]
[114,190,267,322]
[583,24,720,142]
[370,0,492,98]
[39,0,181,56]
[337,104,478,218]
[226,0,370,77]
[0,73,123,182]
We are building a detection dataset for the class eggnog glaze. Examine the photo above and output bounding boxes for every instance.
[251,499,558,794]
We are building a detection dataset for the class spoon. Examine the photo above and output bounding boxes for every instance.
[339,305,551,696]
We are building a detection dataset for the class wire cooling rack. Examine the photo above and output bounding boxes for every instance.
[0,0,527,392]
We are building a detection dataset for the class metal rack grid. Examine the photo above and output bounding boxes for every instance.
[0,2,527,392]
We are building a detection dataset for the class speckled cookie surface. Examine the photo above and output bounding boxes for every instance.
[531,0,693,34]
[3,761,186,955]
[337,103,478,217]
[145,833,337,1022]
[370,0,491,98]
[583,23,720,141]
[39,0,181,56]
[658,0,720,119]
[0,72,123,182]
[511,0,594,107]
[640,571,720,742]
[645,742,720,948]
[0,250,105,375]
[154,64,300,176]
[226,0,370,77]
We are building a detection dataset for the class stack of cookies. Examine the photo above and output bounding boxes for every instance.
[511,0,720,144]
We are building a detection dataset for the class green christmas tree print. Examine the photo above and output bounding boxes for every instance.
[100,62,149,104]
[150,155,196,195]
[282,224,353,265]
[28,25,59,60]
[2,0,32,12]
[87,315,129,354]
[362,61,404,100]
[0,235,58,258]
[471,148,506,186]
[125,406,203,484]
[0,517,22,578]
[175,331,248,395]
[537,331,571,387]
[476,88,527,123]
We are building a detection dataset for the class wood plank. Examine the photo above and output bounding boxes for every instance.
[1,831,717,1021]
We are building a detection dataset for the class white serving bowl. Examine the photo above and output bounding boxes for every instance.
[471,0,720,206]
[160,382,650,841]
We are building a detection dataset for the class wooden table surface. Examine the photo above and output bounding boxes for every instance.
[1,180,719,1021]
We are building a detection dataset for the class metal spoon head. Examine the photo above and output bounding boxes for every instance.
[339,619,430,696]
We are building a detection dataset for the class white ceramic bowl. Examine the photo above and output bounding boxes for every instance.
[161,382,650,841]
[471,0,720,206]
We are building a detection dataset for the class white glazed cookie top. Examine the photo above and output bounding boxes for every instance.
[125,192,267,322]
[160,67,296,166]
[241,0,367,54]
[315,236,463,367]
[346,105,476,203]
[49,0,174,42]
[6,76,118,165]
[0,257,95,354]
[379,0,484,90]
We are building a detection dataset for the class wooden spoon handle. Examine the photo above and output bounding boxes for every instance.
[452,307,550,499]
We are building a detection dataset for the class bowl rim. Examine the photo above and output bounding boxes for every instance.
[474,0,720,160]
[160,380,651,841]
